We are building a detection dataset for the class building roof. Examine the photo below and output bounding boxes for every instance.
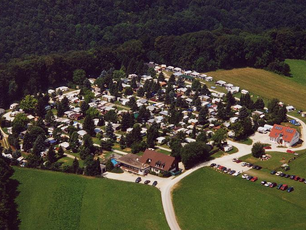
[139,149,176,171]
[269,124,298,143]
[117,154,149,169]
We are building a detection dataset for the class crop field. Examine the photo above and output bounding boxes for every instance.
[173,167,306,230]
[206,67,306,110]
[12,167,168,230]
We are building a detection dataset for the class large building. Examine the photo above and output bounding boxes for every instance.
[269,124,300,147]
[117,149,178,175]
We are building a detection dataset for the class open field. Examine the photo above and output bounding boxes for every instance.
[173,167,306,230]
[239,151,299,171]
[12,167,168,230]
[206,67,306,110]
[285,59,306,86]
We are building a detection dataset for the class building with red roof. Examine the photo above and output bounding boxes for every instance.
[269,124,300,147]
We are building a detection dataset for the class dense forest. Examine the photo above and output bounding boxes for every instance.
[1,0,306,62]
[1,0,306,108]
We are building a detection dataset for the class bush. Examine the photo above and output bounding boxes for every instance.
[252,142,265,158]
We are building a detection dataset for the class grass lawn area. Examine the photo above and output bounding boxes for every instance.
[286,150,306,177]
[173,167,306,230]
[156,148,171,155]
[239,152,298,171]
[57,156,74,166]
[237,137,253,145]
[13,167,169,230]
[206,67,306,110]
[285,59,306,86]
[211,146,238,159]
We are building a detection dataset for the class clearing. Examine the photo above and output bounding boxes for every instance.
[206,67,306,110]
[285,59,306,86]
[173,167,306,230]
[12,167,169,230]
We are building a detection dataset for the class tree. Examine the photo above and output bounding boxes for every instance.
[58,146,64,158]
[217,103,227,120]
[252,142,265,158]
[57,102,64,117]
[124,87,133,96]
[226,91,236,106]
[32,135,46,156]
[147,123,159,148]
[47,146,56,163]
[128,97,138,111]
[100,140,113,151]
[238,106,249,120]
[181,142,210,169]
[80,101,89,114]
[23,131,32,152]
[254,98,265,110]
[191,79,201,91]
[80,147,91,160]
[106,122,116,140]
[98,116,105,126]
[12,113,29,136]
[20,95,38,113]
[45,110,55,125]
[198,107,208,125]
[83,134,93,150]
[121,112,133,131]
[36,97,46,117]
[83,115,95,136]
[69,131,80,152]
[73,69,86,85]
[170,138,182,161]
[61,96,70,112]
[212,128,227,148]
[72,157,79,173]
[137,87,145,97]
[106,158,114,171]
[131,77,137,88]
[104,110,118,122]
[84,156,101,176]
[196,131,207,143]
[119,136,126,149]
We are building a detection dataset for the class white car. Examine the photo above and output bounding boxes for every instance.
[233,171,241,176]
[265,182,272,187]
[241,174,248,179]
[241,162,247,167]
[275,171,282,176]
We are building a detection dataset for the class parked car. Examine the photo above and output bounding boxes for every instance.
[233,171,241,176]
[254,165,262,170]
[250,177,258,182]
[261,180,267,185]
[152,181,158,187]
[280,173,285,177]
[280,184,288,191]
[277,184,283,189]
[144,180,151,184]
[290,175,296,180]
[265,182,272,187]
[241,162,247,167]
[264,146,272,149]
[270,171,276,175]
[270,182,277,188]
[246,176,253,181]
[287,187,294,193]
[299,178,305,182]
[294,176,300,181]
[275,171,282,176]
[236,160,242,163]
[242,174,248,179]
[232,158,237,162]
[135,177,141,183]
[210,163,216,167]
[285,174,290,178]
[287,150,295,154]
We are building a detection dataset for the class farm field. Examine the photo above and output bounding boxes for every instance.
[12,167,169,230]
[285,59,306,86]
[173,167,306,230]
[206,67,306,110]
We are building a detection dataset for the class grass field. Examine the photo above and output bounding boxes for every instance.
[173,168,306,230]
[285,59,306,86]
[206,67,306,110]
[12,167,169,230]
[239,152,298,171]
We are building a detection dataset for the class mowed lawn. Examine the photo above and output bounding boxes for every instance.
[12,167,169,230]
[285,59,306,86]
[239,152,297,171]
[206,68,306,110]
[173,168,306,230]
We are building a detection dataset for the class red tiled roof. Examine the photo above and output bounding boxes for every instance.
[269,124,297,142]
[140,149,176,171]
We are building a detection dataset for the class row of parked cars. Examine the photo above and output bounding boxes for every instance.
[241,174,258,182]
[135,177,158,186]
[261,180,294,192]
[271,171,306,183]
[232,158,262,170]
[210,163,241,176]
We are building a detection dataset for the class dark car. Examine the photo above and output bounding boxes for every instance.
[290,175,296,180]
[246,176,253,181]
[255,165,262,170]
[210,163,216,167]
[144,180,151,184]
[287,187,294,193]
[270,182,277,188]
[299,178,305,182]
[277,184,283,190]
[280,173,285,177]
[135,177,141,183]
[152,181,158,187]
[294,176,300,181]
[285,174,290,178]
[236,160,242,163]
[270,171,276,175]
